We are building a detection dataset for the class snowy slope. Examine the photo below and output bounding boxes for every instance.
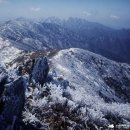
[49,48,130,124]
[0,18,81,51]
[0,47,130,129]
[51,48,130,103]
[0,37,22,63]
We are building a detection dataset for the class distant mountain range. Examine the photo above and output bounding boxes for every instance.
[0,17,130,63]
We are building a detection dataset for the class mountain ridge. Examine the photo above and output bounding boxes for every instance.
[0,17,130,63]
[0,47,130,130]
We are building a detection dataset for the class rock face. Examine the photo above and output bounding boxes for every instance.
[31,57,49,86]
[0,56,50,130]
[0,76,26,130]
[0,73,8,96]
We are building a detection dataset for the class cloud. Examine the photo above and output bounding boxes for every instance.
[30,7,41,12]
[110,15,120,20]
[82,11,92,17]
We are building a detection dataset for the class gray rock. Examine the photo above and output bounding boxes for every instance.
[0,76,26,130]
[0,73,8,96]
[31,57,49,86]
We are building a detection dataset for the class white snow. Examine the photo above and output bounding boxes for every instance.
[0,37,22,63]
[50,48,130,121]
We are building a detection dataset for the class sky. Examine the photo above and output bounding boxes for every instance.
[0,0,130,29]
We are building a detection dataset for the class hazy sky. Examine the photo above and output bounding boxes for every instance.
[0,0,130,29]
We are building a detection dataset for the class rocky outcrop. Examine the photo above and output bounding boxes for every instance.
[0,73,8,96]
[0,76,26,130]
[31,57,49,86]
[0,56,50,130]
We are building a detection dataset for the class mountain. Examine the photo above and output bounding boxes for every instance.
[0,47,130,130]
[62,18,130,63]
[0,17,130,63]
[0,37,22,63]
[0,17,81,50]
[51,48,130,103]
[0,16,130,130]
